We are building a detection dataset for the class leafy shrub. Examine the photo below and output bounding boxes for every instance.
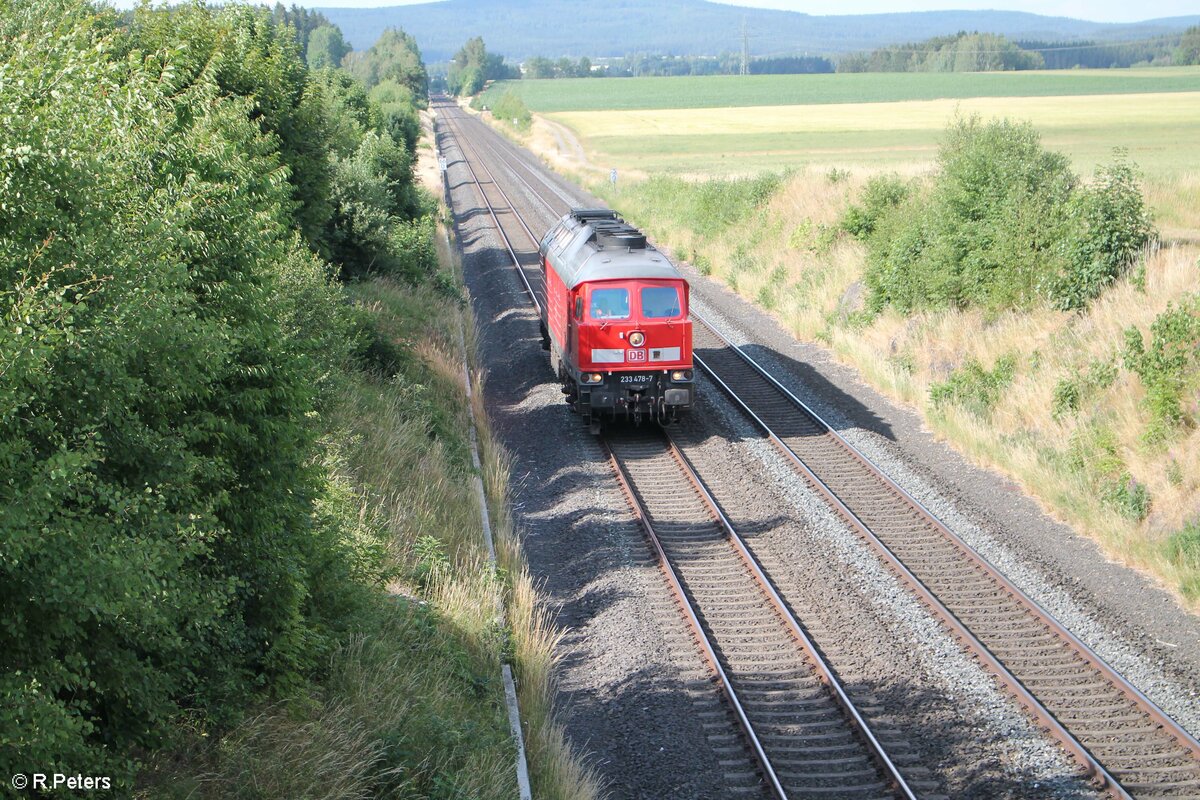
[929,355,1016,417]
[861,116,1152,313]
[1105,474,1151,521]
[1063,423,1152,520]
[1050,155,1154,310]
[1051,357,1118,420]
[370,80,422,154]
[1123,296,1200,443]
[492,88,532,131]
[841,173,910,238]
[329,134,434,281]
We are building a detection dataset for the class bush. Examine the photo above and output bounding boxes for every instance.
[329,134,434,281]
[841,173,910,238]
[861,116,1152,313]
[1123,296,1200,443]
[1050,155,1154,310]
[1063,423,1152,521]
[1105,474,1151,521]
[492,88,532,131]
[929,355,1017,417]
[1051,357,1118,420]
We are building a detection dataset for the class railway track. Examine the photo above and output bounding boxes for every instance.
[605,429,915,799]
[434,97,1200,799]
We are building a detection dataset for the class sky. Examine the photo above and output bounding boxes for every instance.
[105,0,1199,23]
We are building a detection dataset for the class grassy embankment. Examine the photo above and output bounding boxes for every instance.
[142,129,600,800]
[495,72,1200,608]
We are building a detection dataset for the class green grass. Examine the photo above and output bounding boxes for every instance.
[482,67,1200,112]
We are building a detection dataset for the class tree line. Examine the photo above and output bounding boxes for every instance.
[840,28,1200,72]
[1,0,436,787]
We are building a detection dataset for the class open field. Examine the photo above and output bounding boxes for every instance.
[546,91,1200,178]
[481,67,1200,112]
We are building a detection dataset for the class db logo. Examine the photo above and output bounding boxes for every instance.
[626,349,646,362]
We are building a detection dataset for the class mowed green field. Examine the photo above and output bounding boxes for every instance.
[481,68,1200,112]
[495,69,1200,178]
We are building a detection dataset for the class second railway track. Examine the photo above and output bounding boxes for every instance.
[434,97,1200,799]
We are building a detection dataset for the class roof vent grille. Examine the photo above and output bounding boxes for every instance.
[570,207,648,250]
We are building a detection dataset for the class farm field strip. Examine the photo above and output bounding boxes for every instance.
[482,68,1200,112]
[548,91,1200,176]
[552,92,1200,137]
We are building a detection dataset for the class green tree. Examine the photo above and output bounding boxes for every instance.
[525,55,555,78]
[2,0,345,779]
[1175,26,1200,65]
[0,0,427,782]
[346,26,428,100]
[306,23,349,70]
[447,36,517,96]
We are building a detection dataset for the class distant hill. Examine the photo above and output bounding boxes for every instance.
[317,0,1200,62]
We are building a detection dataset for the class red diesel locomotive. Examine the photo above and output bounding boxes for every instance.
[538,209,694,430]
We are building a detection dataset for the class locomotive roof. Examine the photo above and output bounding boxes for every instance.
[540,209,684,290]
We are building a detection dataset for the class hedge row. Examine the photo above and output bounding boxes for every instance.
[1,0,431,783]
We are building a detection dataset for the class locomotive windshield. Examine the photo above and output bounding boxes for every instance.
[640,286,682,319]
[590,288,630,320]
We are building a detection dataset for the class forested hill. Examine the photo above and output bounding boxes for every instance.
[318,0,1200,60]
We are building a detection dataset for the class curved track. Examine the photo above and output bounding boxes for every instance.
[434,97,1200,799]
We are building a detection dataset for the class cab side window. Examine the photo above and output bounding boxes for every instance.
[574,296,583,320]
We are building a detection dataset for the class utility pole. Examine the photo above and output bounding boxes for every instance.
[740,18,749,76]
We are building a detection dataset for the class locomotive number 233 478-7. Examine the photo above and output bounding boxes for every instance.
[618,374,653,384]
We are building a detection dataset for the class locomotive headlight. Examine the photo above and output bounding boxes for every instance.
[628,331,645,347]
[670,370,693,382]
[582,372,604,384]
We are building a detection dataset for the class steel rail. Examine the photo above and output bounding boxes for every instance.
[662,430,918,800]
[436,99,543,316]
